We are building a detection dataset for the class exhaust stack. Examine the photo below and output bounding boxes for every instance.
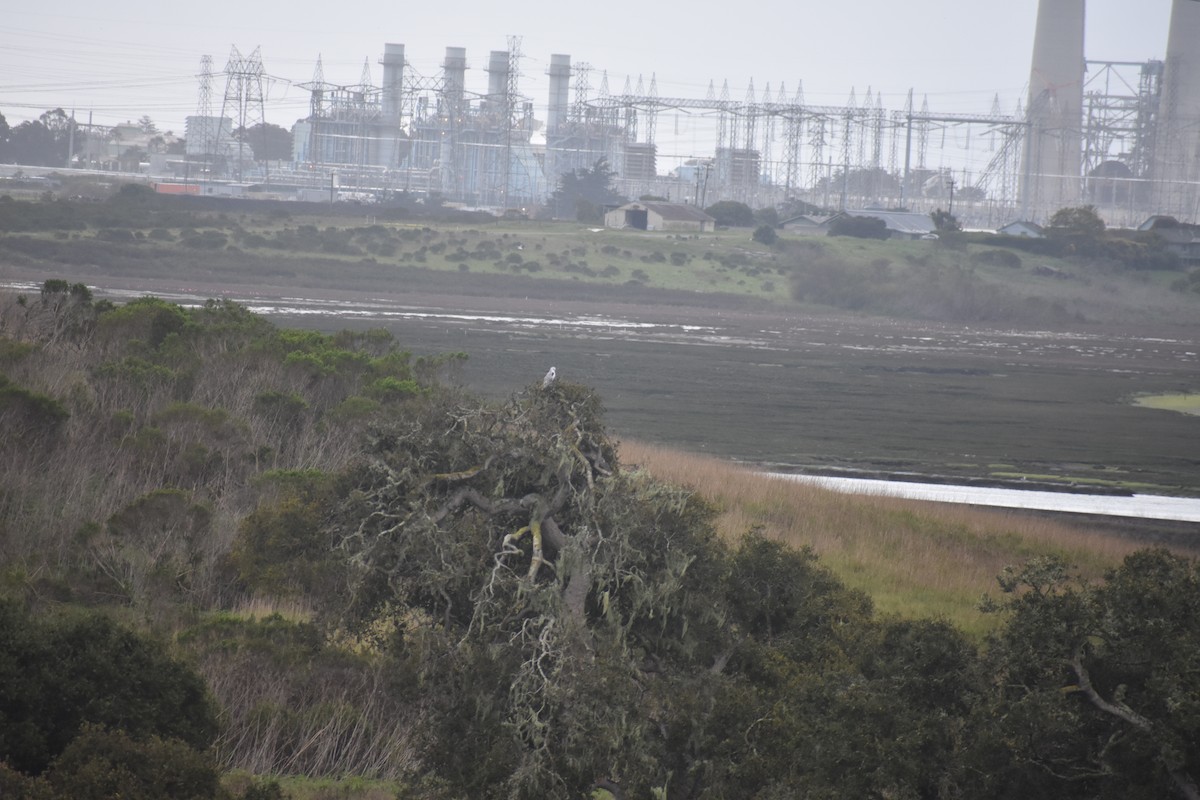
[1156,0,1200,219]
[1020,0,1086,218]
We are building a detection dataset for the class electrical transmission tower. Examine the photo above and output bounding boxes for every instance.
[218,45,267,181]
[195,55,215,170]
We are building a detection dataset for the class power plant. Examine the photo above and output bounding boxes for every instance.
[178,1,1200,225]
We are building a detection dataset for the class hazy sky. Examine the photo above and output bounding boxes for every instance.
[0,0,1175,136]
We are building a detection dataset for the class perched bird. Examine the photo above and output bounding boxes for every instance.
[542,366,557,388]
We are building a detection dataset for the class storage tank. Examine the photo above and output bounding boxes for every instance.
[1155,0,1200,219]
[1020,0,1086,218]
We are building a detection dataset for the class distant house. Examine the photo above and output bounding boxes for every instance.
[780,214,836,235]
[997,220,1045,238]
[604,201,716,232]
[1139,216,1200,264]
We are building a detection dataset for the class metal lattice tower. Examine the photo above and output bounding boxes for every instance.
[297,55,328,167]
[571,62,592,123]
[646,74,658,145]
[501,35,530,208]
[761,83,775,189]
[918,95,930,169]
[783,81,804,196]
[218,45,267,181]
[195,55,215,166]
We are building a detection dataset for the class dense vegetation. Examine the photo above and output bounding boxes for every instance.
[0,280,1198,798]
[0,187,1196,326]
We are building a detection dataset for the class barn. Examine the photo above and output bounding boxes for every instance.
[605,201,716,232]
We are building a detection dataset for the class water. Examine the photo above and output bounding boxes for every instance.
[772,474,1200,523]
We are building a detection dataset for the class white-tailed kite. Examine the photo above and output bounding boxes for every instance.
[542,366,557,388]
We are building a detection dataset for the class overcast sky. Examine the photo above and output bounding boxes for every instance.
[0,0,1176,136]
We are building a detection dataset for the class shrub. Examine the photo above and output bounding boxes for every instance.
[828,215,889,239]
[0,602,218,776]
[45,725,221,800]
[705,200,754,227]
[752,225,778,246]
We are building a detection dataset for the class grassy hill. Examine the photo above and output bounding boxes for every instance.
[1,184,1198,327]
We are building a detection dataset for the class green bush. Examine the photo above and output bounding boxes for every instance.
[752,224,778,246]
[828,215,889,239]
[44,725,221,800]
[705,200,754,227]
[0,602,218,776]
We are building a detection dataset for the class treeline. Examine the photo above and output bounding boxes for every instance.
[963,205,1180,272]
[0,183,494,234]
[0,283,1198,799]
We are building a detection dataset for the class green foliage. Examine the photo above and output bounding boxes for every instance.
[231,489,340,598]
[97,296,191,350]
[364,376,421,403]
[4,277,1199,795]
[1047,205,1107,238]
[43,725,221,800]
[977,550,1200,799]
[751,224,778,246]
[0,602,218,776]
[704,200,754,227]
[930,207,962,232]
[0,372,69,441]
[552,158,626,222]
[236,122,293,162]
[87,489,214,602]
[828,214,890,239]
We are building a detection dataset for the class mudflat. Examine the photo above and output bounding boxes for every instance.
[8,262,1194,496]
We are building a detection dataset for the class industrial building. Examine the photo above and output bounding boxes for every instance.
[180,0,1200,225]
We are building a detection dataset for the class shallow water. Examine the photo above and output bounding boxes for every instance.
[772,474,1200,523]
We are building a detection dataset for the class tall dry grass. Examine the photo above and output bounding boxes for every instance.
[619,439,1173,635]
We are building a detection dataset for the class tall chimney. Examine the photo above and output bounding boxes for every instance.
[381,43,405,119]
[443,47,467,115]
[1020,0,1086,219]
[547,54,571,136]
[487,50,509,111]
[1156,0,1200,220]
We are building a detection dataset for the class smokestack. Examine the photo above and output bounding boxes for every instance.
[381,43,405,119]
[1020,0,1085,218]
[547,54,571,136]
[443,47,467,115]
[1156,0,1200,219]
[487,50,509,110]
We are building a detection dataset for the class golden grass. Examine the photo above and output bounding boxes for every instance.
[619,439,1165,636]
[229,596,315,623]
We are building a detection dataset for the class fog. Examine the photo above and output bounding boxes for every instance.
[0,1,1174,134]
